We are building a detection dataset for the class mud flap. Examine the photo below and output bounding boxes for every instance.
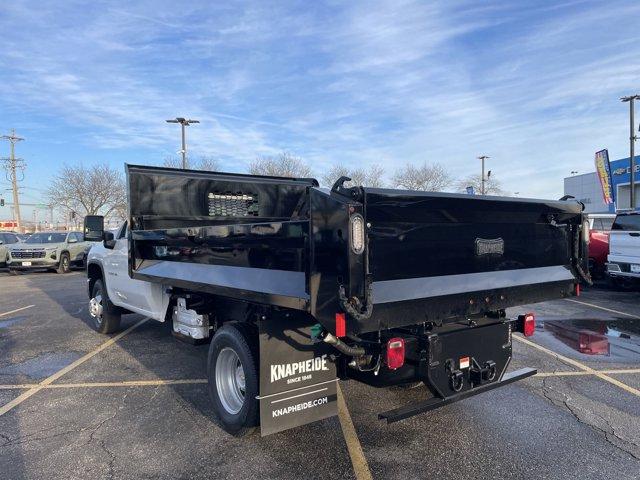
[258,312,338,436]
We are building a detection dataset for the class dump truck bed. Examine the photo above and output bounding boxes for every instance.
[126,165,587,335]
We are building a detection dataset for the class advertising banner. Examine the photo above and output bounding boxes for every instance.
[594,149,614,204]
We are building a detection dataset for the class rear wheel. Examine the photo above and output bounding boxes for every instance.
[207,324,259,437]
[57,253,70,274]
[90,279,121,334]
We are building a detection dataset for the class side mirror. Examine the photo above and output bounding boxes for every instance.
[68,237,78,244]
[84,215,104,242]
[0,240,4,245]
[103,231,116,249]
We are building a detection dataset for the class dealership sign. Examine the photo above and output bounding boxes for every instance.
[594,149,614,204]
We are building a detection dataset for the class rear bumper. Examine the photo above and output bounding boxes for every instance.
[607,261,640,278]
[379,367,537,423]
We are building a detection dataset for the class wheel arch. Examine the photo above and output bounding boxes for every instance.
[87,261,104,296]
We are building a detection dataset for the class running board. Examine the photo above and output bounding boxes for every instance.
[378,367,537,423]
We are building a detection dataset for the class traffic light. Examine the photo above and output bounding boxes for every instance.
[0,198,4,207]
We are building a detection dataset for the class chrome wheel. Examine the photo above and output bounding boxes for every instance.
[89,293,103,325]
[215,347,246,414]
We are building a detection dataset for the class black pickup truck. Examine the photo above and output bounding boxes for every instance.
[84,165,589,436]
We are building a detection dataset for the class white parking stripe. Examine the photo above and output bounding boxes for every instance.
[513,335,640,398]
[565,298,640,319]
[0,317,149,417]
[0,305,34,318]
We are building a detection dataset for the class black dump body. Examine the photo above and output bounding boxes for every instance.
[127,165,587,336]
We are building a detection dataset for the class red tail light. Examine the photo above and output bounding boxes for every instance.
[523,312,535,337]
[575,283,581,296]
[386,337,405,370]
[335,313,346,338]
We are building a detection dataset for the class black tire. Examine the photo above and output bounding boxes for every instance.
[90,279,121,334]
[207,323,259,437]
[57,252,70,274]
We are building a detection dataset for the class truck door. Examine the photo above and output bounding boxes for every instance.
[105,222,164,318]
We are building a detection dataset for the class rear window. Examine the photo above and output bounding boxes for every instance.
[612,214,640,231]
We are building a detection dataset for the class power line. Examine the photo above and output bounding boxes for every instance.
[1,130,25,231]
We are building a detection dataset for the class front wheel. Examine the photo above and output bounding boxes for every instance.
[90,279,121,334]
[207,324,259,437]
[57,253,70,274]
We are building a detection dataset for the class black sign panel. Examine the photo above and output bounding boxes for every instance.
[258,312,337,436]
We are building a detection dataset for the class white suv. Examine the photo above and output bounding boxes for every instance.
[607,212,640,286]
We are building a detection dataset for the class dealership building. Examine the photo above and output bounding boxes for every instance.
[564,155,640,213]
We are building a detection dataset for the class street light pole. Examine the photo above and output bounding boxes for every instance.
[478,155,490,195]
[621,95,640,210]
[166,117,200,169]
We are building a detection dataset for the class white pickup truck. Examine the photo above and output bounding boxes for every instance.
[607,211,640,288]
[86,221,171,334]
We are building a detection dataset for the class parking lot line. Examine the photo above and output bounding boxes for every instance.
[565,298,640,319]
[0,317,149,417]
[46,379,208,388]
[3,368,640,391]
[337,384,373,480]
[0,305,34,318]
[513,335,640,398]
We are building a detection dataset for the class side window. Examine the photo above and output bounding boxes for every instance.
[118,222,128,240]
[73,232,82,242]
[593,219,603,231]
[0,234,5,244]
[8,234,19,244]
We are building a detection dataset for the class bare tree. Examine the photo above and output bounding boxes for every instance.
[163,155,220,171]
[455,174,504,195]
[321,164,386,187]
[249,152,313,178]
[392,163,451,191]
[47,164,127,222]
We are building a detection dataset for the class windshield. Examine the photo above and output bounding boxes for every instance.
[25,233,67,244]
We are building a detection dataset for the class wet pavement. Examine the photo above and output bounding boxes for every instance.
[0,271,639,479]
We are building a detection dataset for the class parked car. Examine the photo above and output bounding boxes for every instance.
[0,231,21,267]
[6,231,90,273]
[586,213,615,277]
[607,212,640,288]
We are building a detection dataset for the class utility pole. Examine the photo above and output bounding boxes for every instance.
[478,155,490,195]
[166,117,200,169]
[621,95,640,210]
[1,130,25,231]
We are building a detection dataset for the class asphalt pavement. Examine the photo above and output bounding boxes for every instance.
[0,271,639,479]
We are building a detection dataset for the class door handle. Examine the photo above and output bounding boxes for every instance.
[629,232,640,237]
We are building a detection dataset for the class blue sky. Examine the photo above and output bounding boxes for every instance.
[1,0,640,221]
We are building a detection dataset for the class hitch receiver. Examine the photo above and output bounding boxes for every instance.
[378,367,537,423]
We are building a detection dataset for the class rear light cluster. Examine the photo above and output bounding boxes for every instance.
[517,312,536,337]
[386,337,405,369]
